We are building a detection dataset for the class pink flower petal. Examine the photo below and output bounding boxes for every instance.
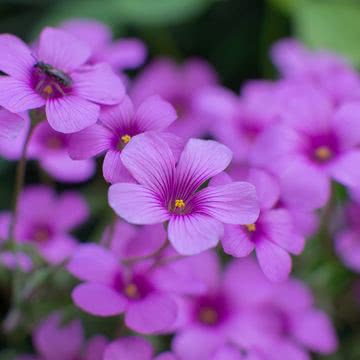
[104,337,153,360]
[67,244,119,283]
[175,139,232,197]
[0,76,45,112]
[255,238,292,282]
[168,213,223,255]
[194,181,259,224]
[39,234,78,264]
[72,63,125,105]
[125,292,177,334]
[135,95,177,131]
[292,310,338,354]
[222,224,255,257]
[83,335,108,360]
[68,123,112,160]
[0,108,25,140]
[109,183,170,224]
[34,313,83,360]
[330,150,360,188]
[103,149,133,184]
[46,95,99,133]
[37,27,90,72]
[120,132,176,195]
[0,34,34,80]
[72,283,126,316]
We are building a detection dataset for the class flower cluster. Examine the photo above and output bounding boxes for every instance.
[3,17,360,359]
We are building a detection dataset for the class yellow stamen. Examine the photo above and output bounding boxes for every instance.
[43,85,53,95]
[315,146,332,161]
[199,307,218,325]
[121,134,132,144]
[175,199,185,209]
[124,283,139,299]
[246,223,256,232]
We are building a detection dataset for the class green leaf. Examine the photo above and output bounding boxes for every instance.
[294,0,360,66]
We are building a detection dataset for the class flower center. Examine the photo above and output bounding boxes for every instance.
[175,199,185,209]
[314,146,332,162]
[46,136,64,149]
[32,61,73,99]
[198,306,219,325]
[33,226,51,243]
[245,223,256,232]
[124,283,140,299]
[117,134,132,150]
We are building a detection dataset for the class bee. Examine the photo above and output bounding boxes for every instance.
[33,61,73,87]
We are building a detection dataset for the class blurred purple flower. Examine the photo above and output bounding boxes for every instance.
[218,169,304,282]
[0,27,125,133]
[0,107,25,140]
[0,186,88,264]
[272,39,360,105]
[17,312,107,360]
[60,18,147,72]
[68,95,179,184]
[131,58,217,139]
[109,132,259,255]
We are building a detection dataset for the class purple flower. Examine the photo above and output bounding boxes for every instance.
[251,91,360,197]
[0,27,125,133]
[0,186,88,264]
[335,200,360,272]
[68,244,181,334]
[68,95,179,184]
[102,220,167,260]
[226,259,338,359]
[60,18,147,72]
[271,39,360,104]
[104,336,176,360]
[108,132,259,255]
[220,169,305,282]
[17,312,107,360]
[131,58,217,139]
[0,107,25,140]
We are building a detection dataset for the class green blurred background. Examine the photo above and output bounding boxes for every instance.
[1,0,360,359]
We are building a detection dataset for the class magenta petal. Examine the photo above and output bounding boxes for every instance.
[195,181,259,224]
[83,335,108,360]
[0,108,25,140]
[0,34,33,80]
[293,310,338,354]
[135,95,177,131]
[173,329,223,360]
[55,192,89,230]
[104,337,153,360]
[67,244,119,283]
[40,153,95,183]
[34,313,83,360]
[262,209,305,255]
[175,139,233,195]
[154,352,177,360]
[68,124,112,160]
[168,214,223,255]
[109,183,169,224]
[335,230,360,272]
[37,27,91,72]
[103,149,133,184]
[125,292,177,334]
[222,224,255,257]
[0,77,45,112]
[120,132,176,195]
[39,234,78,264]
[213,345,245,360]
[333,101,360,147]
[72,283,126,316]
[110,222,167,260]
[99,95,134,131]
[46,96,99,133]
[256,238,292,282]
[330,150,360,188]
[73,63,125,105]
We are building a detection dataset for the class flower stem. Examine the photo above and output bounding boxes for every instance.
[7,121,34,244]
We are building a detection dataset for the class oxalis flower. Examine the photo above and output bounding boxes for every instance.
[0,27,125,133]
[68,95,178,184]
[108,132,259,255]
